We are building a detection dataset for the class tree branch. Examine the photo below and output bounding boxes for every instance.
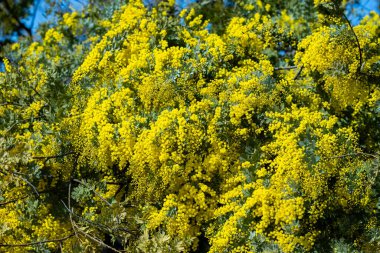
[0,102,23,107]
[274,66,297,71]
[0,233,75,247]
[73,179,112,207]
[293,65,304,80]
[72,223,124,253]
[61,198,137,236]
[274,65,303,80]
[0,195,28,206]
[32,151,76,161]
[0,169,40,197]
[326,152,378,160]
[342,12,363,72]
[17,174,40,197]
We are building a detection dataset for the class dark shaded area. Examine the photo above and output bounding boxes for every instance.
[192,232,210,253]
[102,234,124,253]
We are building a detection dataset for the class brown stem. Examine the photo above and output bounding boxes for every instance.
[293,66,304,80]
[326,152,378,159]
[342,12,363,72]
[73,179,112,207]
[274,66,297,71]
[72,223,124,253]
[0,234,75,247]
[0,195,28,206]
[32,151,76,161]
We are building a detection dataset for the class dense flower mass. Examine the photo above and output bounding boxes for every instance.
[0,0,380,252]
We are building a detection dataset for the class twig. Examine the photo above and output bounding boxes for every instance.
[0,102,23,107]
[293,65,304,80]
[73,179,112,207]
[67,182,79,238]
[32,151,75,161]
[1,170,40,197]
[61,199,137,236]
[72,223,123,253]
[104,181,125,185]
[342,12,363,71]
[0,195,28,206]
[274,65,303,80]
[274,66,297,71]
[18,175,40,197]
[325,152,378,160]
[0,233,75,247]
[5,122,18,134]
[0,191,50,206]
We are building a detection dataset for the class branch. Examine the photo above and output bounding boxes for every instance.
[0,234,75,247]
[18,174,40,197]
[1,170,40,197]
[0,102,23,107]
[342,12,363,72]
[73,179,112,207]
[293,65,304,80]
[0,191,50,206]
[0,168,40,197]
[72,223,124,253]
[104,181,126,185]
[0,195,28,206]
[274,65,303,80]
[274,66,297,71]
[61,199,137,236]
[67,182,79,238]
[32,151,76,161]
[325,152,378,160]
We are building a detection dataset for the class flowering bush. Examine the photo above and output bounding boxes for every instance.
[1,0,380,252]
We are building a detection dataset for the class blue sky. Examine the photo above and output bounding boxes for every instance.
[362,0,379,11]
[347,0,380,24]
[29,0,86,34]
[30,0,379,32]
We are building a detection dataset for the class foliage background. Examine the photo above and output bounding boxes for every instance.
[0,0,380,252]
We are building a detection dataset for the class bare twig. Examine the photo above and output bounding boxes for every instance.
[0,233,75,247]
[274,66,297,71]
[72,223,123,253]
[0,102,23,107]
[5,122,18,134]
[61,199,136,236]
[18,175,40,197]
[293,65,304,80]
[342,12,363,71]
[274,65,303,80]
[104,181,125,185]
[0,191,50,206]
[1,170,40,197]
[0,168,39,197]
[325,152,378,160]
[73,179,112,207]
[32,151,75,161]
[0,195,28,206]
[67,182,79,238]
